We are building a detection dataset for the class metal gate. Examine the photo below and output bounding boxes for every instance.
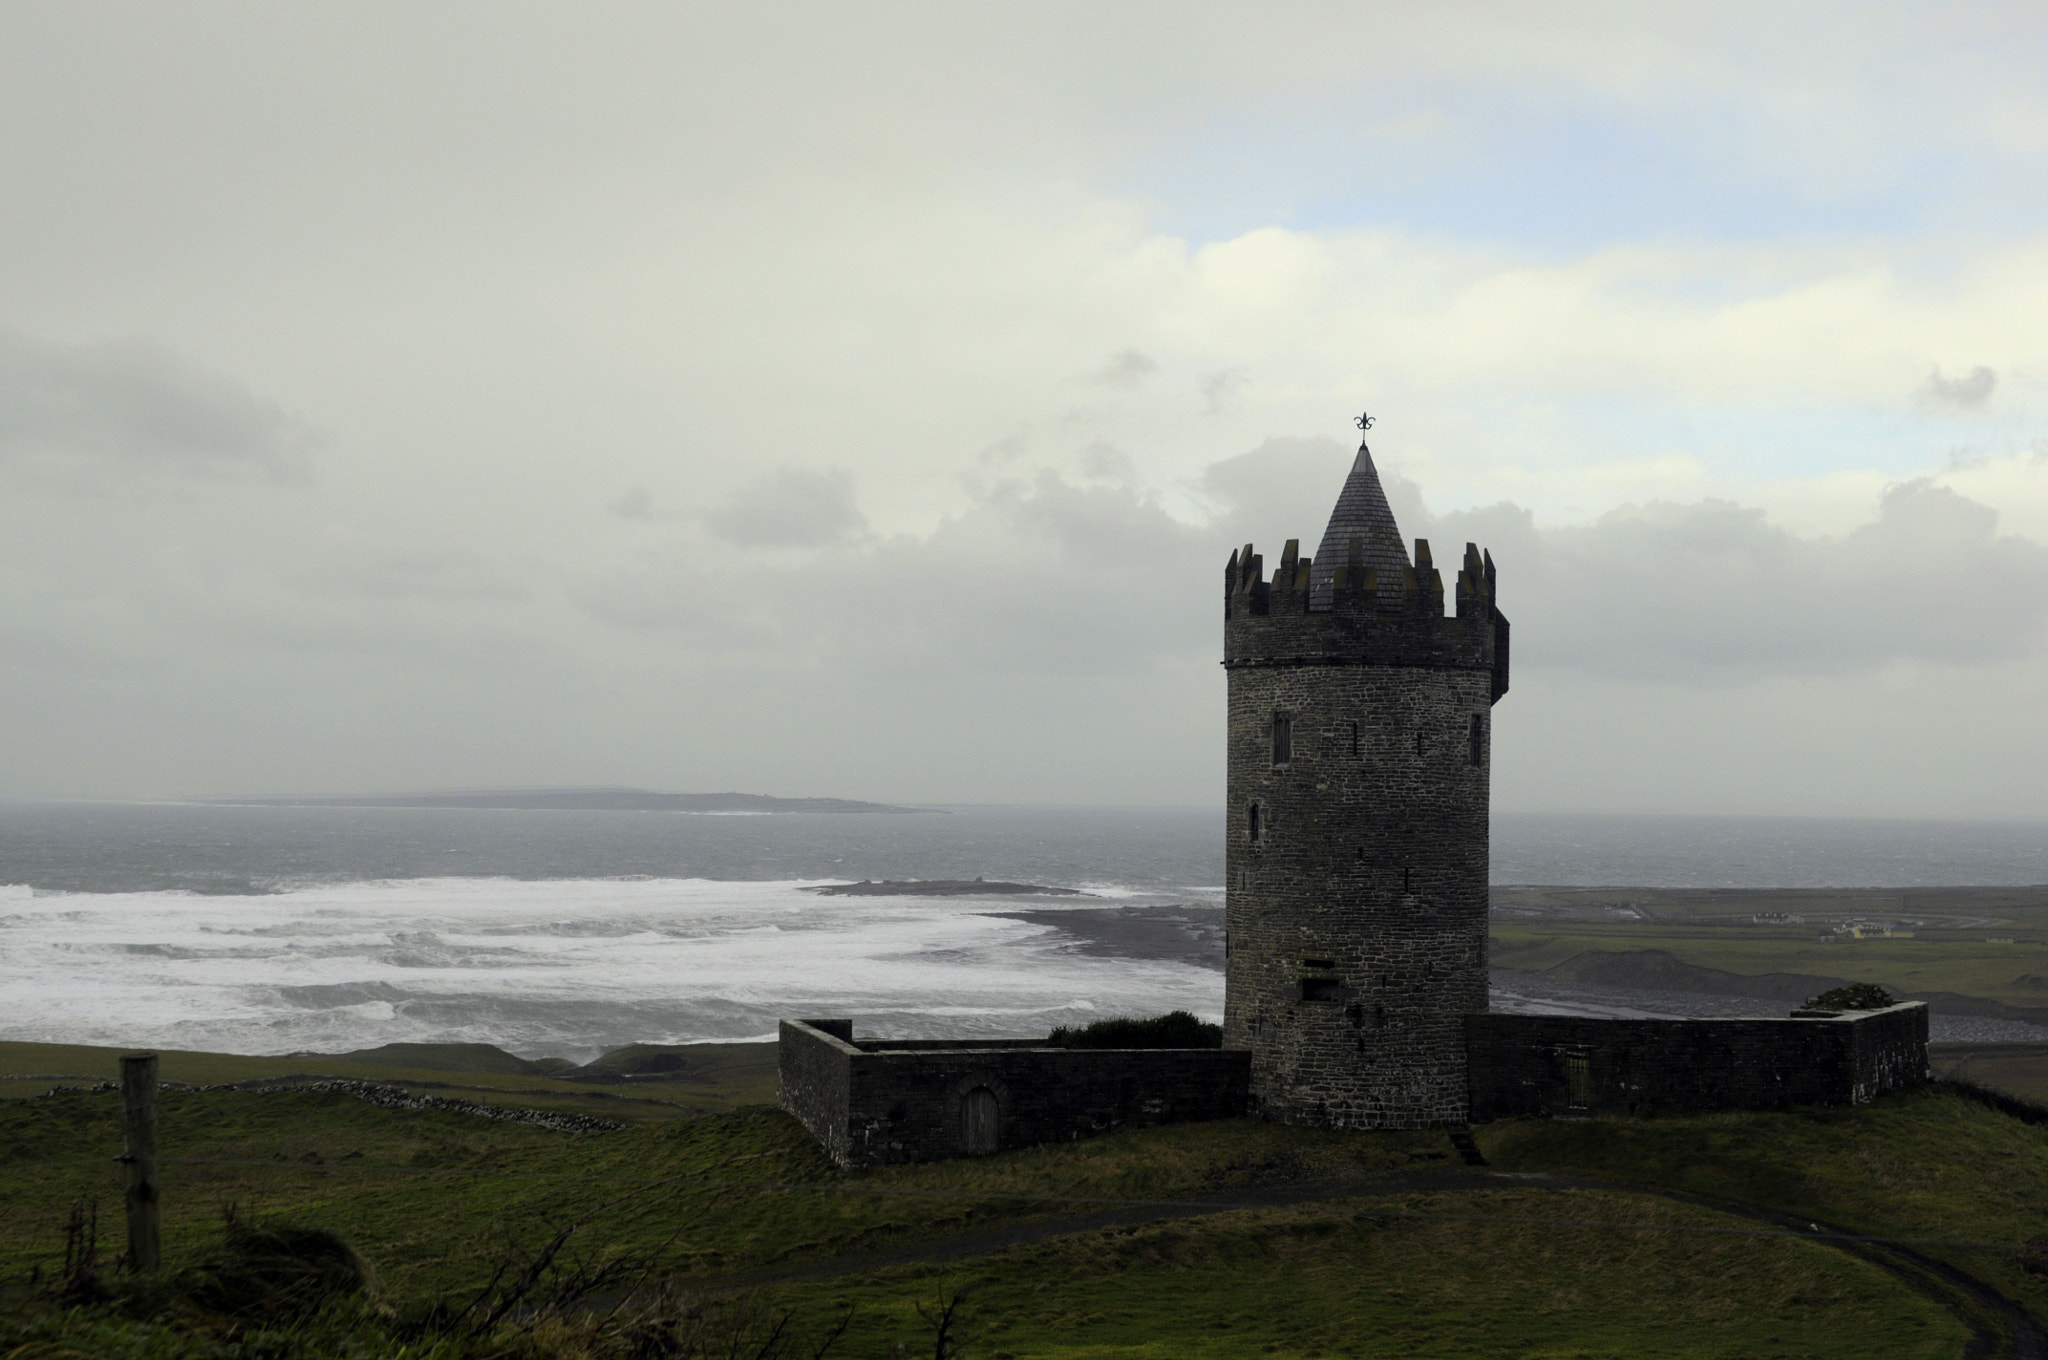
[1565,1051,1593,1110]
[959,1086,1000,1155]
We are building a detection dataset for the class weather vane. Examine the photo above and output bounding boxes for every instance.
[1354,411,1374,432]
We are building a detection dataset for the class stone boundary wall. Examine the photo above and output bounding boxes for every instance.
[1463,1002,1929,1122]
[778,1019,1251,1168]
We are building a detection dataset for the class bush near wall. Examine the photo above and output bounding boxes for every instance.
[1045,1011,1223,1050]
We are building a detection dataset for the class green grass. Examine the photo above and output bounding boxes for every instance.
[1,1080,2040,1357]
[761,1191,1968,1359]
[0,1088,1451,1302]
[1480,1084,2048,1324]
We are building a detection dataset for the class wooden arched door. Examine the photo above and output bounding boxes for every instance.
[959,1086,1000,1155]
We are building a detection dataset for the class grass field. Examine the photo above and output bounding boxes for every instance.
[0,1038,779,1124]
[0,1036,2042,1358]
[1490,885,2048,1025]
[1933,1043,2048,1104]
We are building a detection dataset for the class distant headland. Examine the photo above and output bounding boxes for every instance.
[209,786,932,814]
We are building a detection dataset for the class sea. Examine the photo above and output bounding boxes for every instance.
[2,801,2045,1060]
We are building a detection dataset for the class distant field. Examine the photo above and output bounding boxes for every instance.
[1932,1042,2048,1103]
[0,1038,778,1122]
[1492,884,2048,1024]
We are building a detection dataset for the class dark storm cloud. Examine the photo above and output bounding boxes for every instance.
[1919,365,1997,409]
[0,331,318,485]
[1434,480,2048,680]
[704,466,866,547]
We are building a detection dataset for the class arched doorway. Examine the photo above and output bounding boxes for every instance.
[959,1086,1000,1155]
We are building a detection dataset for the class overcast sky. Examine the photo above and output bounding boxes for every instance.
[4,3,2047,818]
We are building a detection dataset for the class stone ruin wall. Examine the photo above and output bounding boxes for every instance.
[779,1019,1250,1169]
[1465,1002,1930,1121]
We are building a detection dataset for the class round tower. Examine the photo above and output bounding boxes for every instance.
[1222,431,1509,1128]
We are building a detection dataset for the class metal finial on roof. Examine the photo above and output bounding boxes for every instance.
[1309,414,1410,610]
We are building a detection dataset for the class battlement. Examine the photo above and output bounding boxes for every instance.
[1225,535,1510,699]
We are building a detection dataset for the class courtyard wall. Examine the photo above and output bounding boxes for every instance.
[778,1019,1252,1168]
[1463,1001,1929,1121]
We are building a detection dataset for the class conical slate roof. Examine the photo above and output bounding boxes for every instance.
[1308,441,1411,610]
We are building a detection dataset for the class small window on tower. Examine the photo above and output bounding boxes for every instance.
[1469,714,1484,766]
[1300,977,1343,1003]
[1349,721,1360,758]
[1272,712,1292,765]
[1248,803,1263,844]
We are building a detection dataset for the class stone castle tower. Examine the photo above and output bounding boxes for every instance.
[1222,431,1509,1128]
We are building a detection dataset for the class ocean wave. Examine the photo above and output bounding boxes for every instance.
[0,875,1220,1059]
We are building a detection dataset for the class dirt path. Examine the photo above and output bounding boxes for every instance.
[691,1163,2043,1359]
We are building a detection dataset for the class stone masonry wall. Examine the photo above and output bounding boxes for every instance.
[1463,1002,1930,1121]
[778,1019,857,1165]
[1223,538,1504,1129]
[779,1020,1250,1168]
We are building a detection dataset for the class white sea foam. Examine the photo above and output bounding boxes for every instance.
[0,877,1221,1059]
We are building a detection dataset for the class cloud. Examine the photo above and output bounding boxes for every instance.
[579,467,1208,675]
[703,467,865,547]
[1092,348,1158,389]
[573,439,2048,718]
[1080,441,1136,483]
[1199,368,1247,414]
[1919,365,1997,410]
[0,331,318,486]
[1433,479,2048,681]
[1196,436,1428,558]
[607,486,654,520]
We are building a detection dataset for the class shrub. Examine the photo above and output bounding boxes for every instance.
[1802,983,1896,1012]
[1045,1011,1222,1049]
[176,1211,372,1321]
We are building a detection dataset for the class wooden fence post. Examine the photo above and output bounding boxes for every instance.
[119,1053,160,1274]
